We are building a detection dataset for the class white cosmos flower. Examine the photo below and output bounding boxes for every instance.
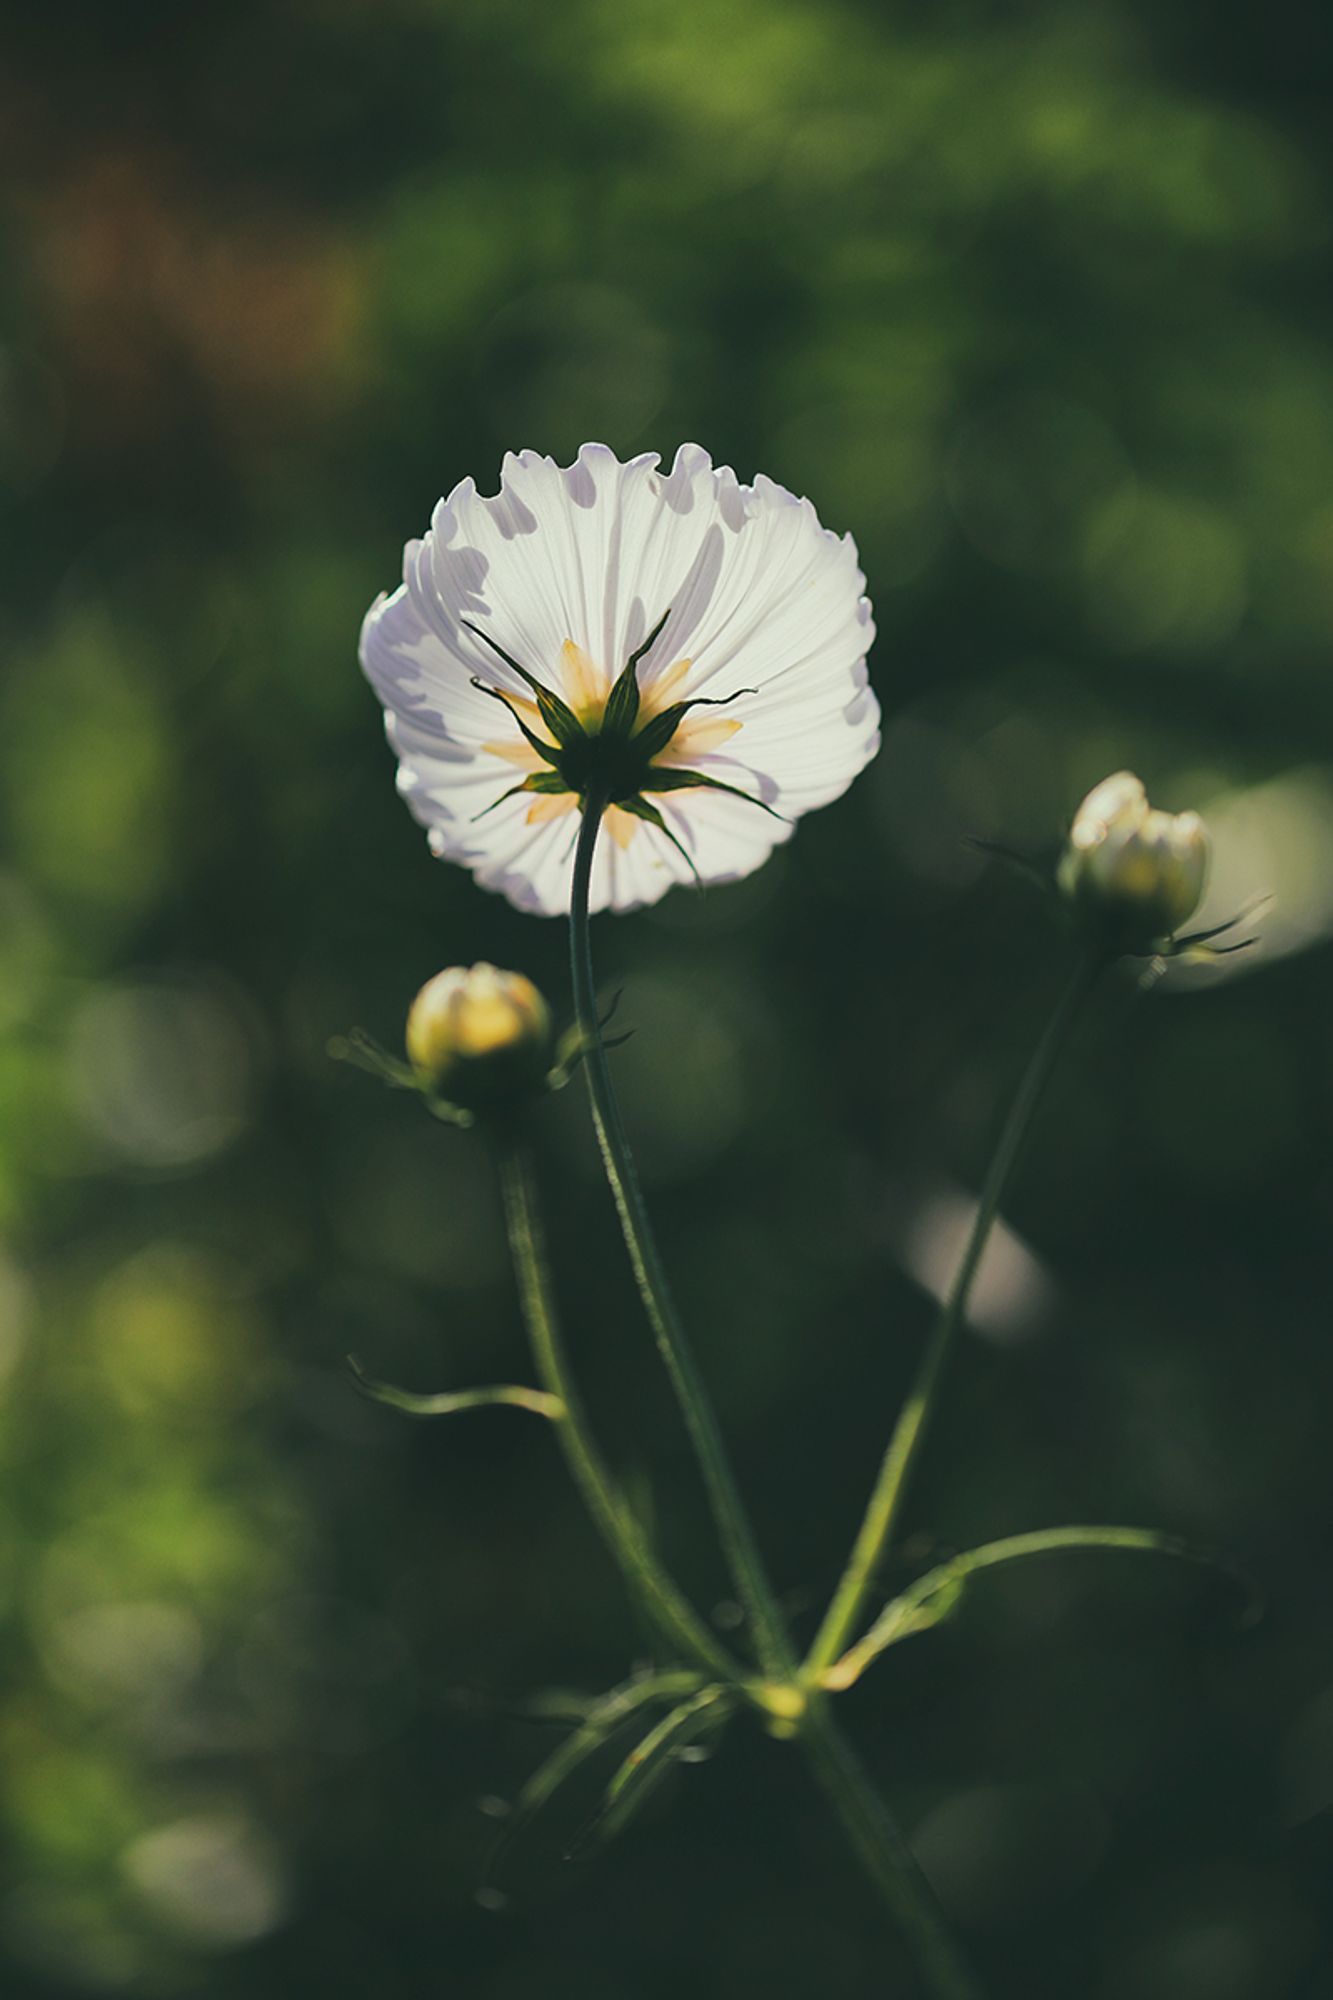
[359,442,880,915]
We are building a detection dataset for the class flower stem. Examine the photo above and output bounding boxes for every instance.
[496,1136,742,1683]
[800,1697,986,2000]
[564,800,985,1994]
[568,795,794,1678]
[804,950,1104,1682]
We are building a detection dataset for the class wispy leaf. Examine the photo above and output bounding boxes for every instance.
[347,1355,564,1421]
[485,1670,707,1885]
[572,1684,733,1854]
[823,1524,1258,1691]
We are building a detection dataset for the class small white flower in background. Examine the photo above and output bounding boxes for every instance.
[1058,770,1210,942]
[360,443,880,915]
[406,963,552,1107]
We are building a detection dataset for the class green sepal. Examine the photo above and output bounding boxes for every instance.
[469,677,562,766]
[642,766,787,822]
[533,687,586,749]
[1156,892,1273,962]
[548,1022,588,1090]
[462,620,586,747]
[570,1686,731,1856]
[627,606,672,672]
[423,1097,476,1128]
[601,665,640,739]
[630,686,754,762]
[550,1026,634,1085]
[473,769,572,822]
[329,1030,476,1125]
[619,795,702,884]
[821,1524,1260,1693]
[347,1355,564,1421]
[1173,898,1269,948]
[599,610,665,741]
[548,991,632,1089]
[328,1027,420,1091]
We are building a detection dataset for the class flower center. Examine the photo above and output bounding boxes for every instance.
[464,613,779,867]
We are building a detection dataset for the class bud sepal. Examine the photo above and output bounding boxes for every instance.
[331,962,557,1124]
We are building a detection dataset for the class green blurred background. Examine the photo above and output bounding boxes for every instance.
[3,1,1333,1993]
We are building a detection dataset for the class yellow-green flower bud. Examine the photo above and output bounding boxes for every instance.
[1058,771,1209,944]
[406,963,552,1112]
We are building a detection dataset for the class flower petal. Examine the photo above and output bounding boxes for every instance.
[360,444,878,914]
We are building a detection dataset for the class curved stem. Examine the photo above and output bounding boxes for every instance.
[800,1698,985,2000]
[497,1138,742,1683]
[568,794,793,1677]
[805,950,1103,1681]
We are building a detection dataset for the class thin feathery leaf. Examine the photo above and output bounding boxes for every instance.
[347,1355,564,1421]
[485,1671,707,1886]
[571,1686,732,1855]
[441,1684,603,1726]
[823,1525,1259,1691]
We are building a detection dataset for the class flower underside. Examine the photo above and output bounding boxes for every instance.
[464,611,780,874]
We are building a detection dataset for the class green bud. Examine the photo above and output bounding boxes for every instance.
[1058,771,1209,945]
[406,963,552,1113]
